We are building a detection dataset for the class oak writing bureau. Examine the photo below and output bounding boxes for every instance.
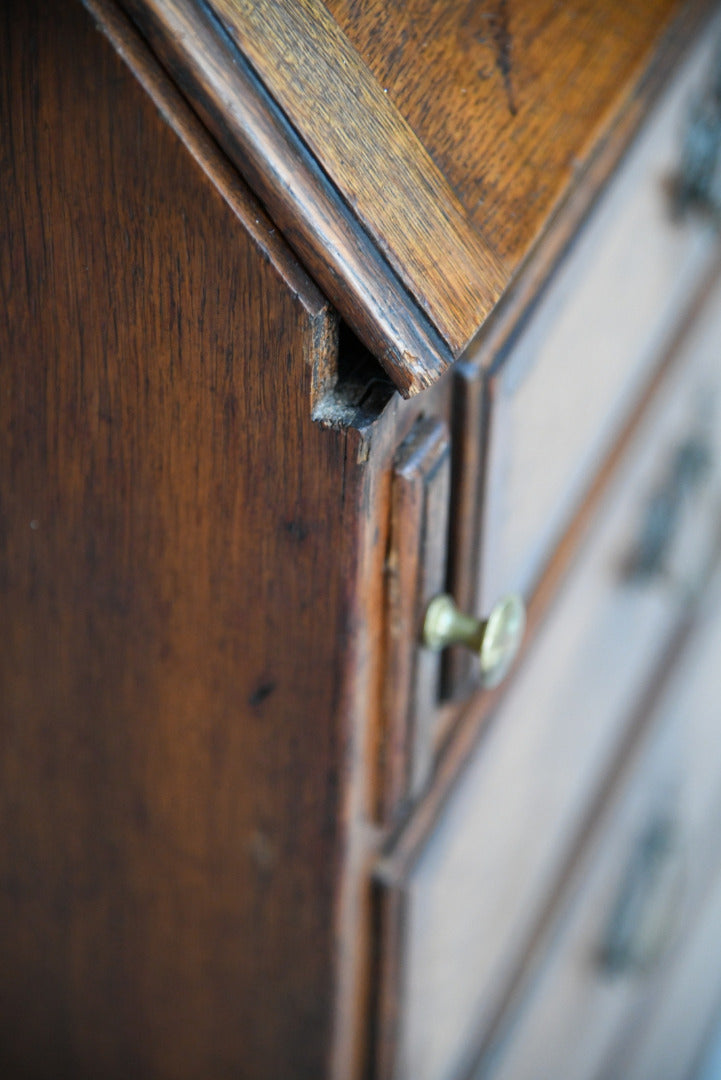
[3,1,721,1078]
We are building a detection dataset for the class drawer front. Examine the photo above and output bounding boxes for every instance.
[479,23,720,609]
[619,870,721,1080]
[477,562,721,1080]
[608,580,721,1080]
[376,272,721,1080]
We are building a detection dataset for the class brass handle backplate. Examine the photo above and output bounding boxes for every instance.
[599,816,685,976]
[423,593,526,690]
[623,429,712,582]
[674,41,721,221]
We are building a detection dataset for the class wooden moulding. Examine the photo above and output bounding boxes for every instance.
[207,0,508,354]
[118,0,713,398]
[118,0,456,397]
[380,417,451,824]
[442,359,491,701]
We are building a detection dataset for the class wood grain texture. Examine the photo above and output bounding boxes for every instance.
[0,1,371,1076]
[374,262,721,1079]
[380,418,450,824]
[326,0,686,266]
[371,19,721,860]
[119,0,455,397]
[120,0,711,395]
[207,0,507,356]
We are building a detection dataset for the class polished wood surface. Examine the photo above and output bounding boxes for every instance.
[0,1,369,1075]
[122,0,712,394]
[207,0,507,356]
[120,0,456,397]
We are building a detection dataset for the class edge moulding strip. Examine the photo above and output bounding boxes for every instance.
[207,0,508,350]
[119,0,472,397]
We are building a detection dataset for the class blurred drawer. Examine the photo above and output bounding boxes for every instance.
[478,24,719,608]
[375,271,721,1080]
[607,579,721,1080]
[618,867,721,1080]
[475,562,721,1080]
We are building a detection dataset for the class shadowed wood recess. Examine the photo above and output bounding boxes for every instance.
[119,0,702,395]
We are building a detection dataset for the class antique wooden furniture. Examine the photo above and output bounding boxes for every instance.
[3,1,721,1078]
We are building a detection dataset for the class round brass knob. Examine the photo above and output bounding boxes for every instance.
[422,593,526,689]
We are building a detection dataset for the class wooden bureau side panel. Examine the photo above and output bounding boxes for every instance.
[0,3,365,1077]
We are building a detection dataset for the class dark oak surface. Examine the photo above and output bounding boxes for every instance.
[208,0,507,355]
[381,418,451,823]
[0,1,373,1075]
[120,0,456,397]
[325,0,681,265]
[121,0,709,395]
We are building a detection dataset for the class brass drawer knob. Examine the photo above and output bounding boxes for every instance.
[423,593,526,689]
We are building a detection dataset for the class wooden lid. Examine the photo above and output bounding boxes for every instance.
[122,0,700,395]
